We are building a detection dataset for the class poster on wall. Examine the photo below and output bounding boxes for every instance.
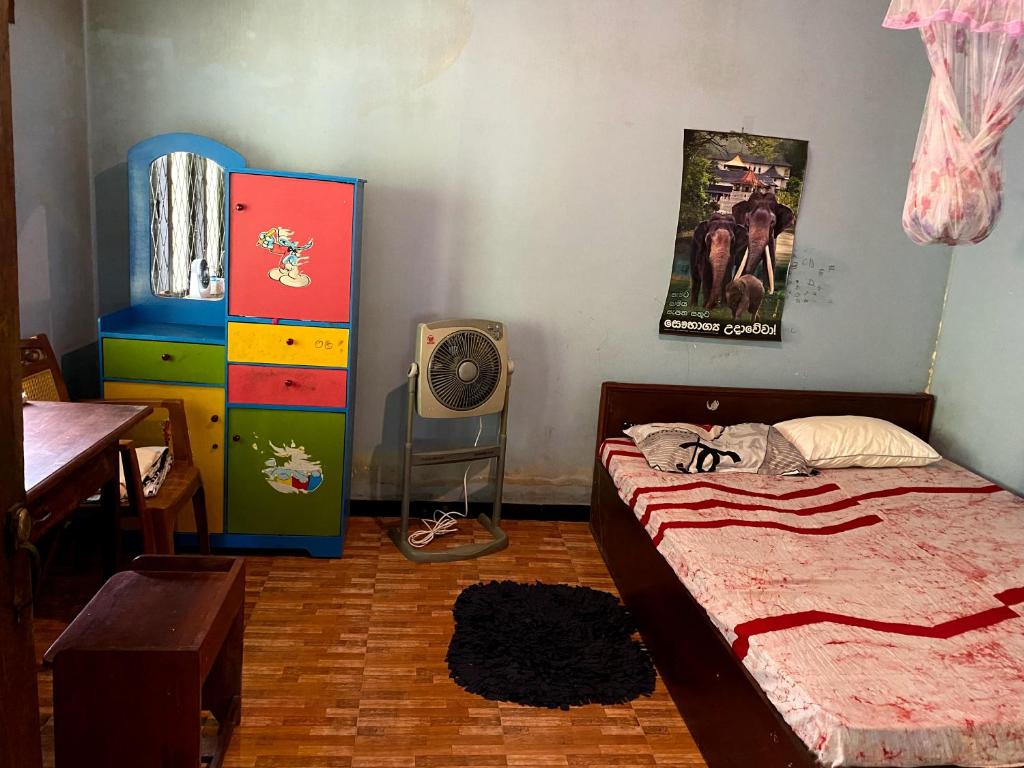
[659,129,808,342]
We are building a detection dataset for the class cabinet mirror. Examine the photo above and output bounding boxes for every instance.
[149,151,226,300]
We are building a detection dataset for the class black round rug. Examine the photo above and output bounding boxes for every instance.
[446,580,655,709]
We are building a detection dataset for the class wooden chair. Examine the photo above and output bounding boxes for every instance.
[18,334,210,555]
[108,398,210,555]
[20,333,69,401]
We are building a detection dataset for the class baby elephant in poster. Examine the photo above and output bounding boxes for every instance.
[725,274,764,321]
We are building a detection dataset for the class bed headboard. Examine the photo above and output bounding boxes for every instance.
[595,382,935,447]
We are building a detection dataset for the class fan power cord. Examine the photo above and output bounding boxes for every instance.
[408,416,484,548]
[407,508,465,547]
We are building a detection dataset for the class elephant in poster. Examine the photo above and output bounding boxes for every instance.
[725,274,764,321]
[731,190,794,295]
[690,213,748,310]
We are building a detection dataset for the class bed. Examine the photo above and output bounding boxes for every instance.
[589,382,1024,768]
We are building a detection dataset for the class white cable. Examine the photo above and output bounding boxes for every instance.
[408,416,485,548]
[407,508,465,547]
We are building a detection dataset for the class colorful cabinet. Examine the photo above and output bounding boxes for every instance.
[98,133,363,557]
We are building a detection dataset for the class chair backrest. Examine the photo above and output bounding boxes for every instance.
[20,334,69,402]
[103,398,194,466]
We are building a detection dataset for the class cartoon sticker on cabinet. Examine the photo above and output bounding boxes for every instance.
[256,438,325,494]
[257,227,315,288]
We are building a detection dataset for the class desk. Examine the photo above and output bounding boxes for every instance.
[23,400,151,553]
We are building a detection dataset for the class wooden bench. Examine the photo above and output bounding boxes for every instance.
[44,555,245,768]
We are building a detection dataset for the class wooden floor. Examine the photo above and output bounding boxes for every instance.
[34,517,706,767]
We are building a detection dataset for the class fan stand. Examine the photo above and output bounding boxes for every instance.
[388,362,512,563]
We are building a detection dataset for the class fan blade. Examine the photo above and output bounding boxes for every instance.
[426,329,503,411]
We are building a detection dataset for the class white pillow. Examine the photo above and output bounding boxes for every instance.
[773,415,940,469]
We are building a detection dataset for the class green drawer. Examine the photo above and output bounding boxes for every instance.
[103,338,224,385]
[226,408,345,537]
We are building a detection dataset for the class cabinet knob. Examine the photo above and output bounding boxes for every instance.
[160,353,172,361]
[210,414,219,422]
[283,379,295,387]
[211,443,219,450]
[285,338,295,346]
[234,202,245,211]
[232,434,240,442]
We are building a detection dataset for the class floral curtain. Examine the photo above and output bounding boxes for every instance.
[884,0,1024,244]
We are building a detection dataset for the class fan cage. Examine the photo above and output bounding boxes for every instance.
[426,329,502,412]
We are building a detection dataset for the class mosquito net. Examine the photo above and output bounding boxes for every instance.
[884,0,1024,244]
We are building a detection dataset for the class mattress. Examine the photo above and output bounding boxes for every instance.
[600,438,1024,768]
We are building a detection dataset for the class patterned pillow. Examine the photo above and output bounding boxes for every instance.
[623,422,813,476]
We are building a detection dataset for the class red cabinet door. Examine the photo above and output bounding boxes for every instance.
[228,173,353,322]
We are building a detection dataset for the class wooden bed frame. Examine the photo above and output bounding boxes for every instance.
[589,382,940,768]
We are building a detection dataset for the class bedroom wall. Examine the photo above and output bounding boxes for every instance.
[83,0,949,503]
[928,122,1024,496]
[11,0,94,361]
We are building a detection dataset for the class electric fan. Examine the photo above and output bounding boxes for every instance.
[388,319,513,563]
[417,320,508,418]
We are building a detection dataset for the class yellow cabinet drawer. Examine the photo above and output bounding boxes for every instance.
[227,322,349,367]
[103,381,225,534]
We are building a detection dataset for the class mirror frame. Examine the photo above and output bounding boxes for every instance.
[127,133,246,326]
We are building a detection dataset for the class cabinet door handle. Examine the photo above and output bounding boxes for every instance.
[211,443,219,450]
[285,338,295,346]
[234,202,245,211]
[283,379,295,387]
[161,353,173,361]
[210,414,219,422]
[232,434,241,442]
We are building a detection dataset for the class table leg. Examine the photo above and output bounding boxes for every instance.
[203,604,243,726]
[202,603,243,767]
[98,445,121,576]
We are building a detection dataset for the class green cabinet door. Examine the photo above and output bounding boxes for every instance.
[226,408,346,536]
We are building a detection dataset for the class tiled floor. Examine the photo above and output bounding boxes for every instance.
[35,518,705,767]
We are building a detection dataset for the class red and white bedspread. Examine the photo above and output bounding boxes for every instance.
[600,438,1024,768]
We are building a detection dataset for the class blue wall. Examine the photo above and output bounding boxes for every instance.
[929,122,1024,495]
[83,0,950,502]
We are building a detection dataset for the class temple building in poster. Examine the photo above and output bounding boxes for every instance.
[707,152,793,210]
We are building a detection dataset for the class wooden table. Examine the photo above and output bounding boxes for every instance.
[23,400,151,558]
[45,555,245,768]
